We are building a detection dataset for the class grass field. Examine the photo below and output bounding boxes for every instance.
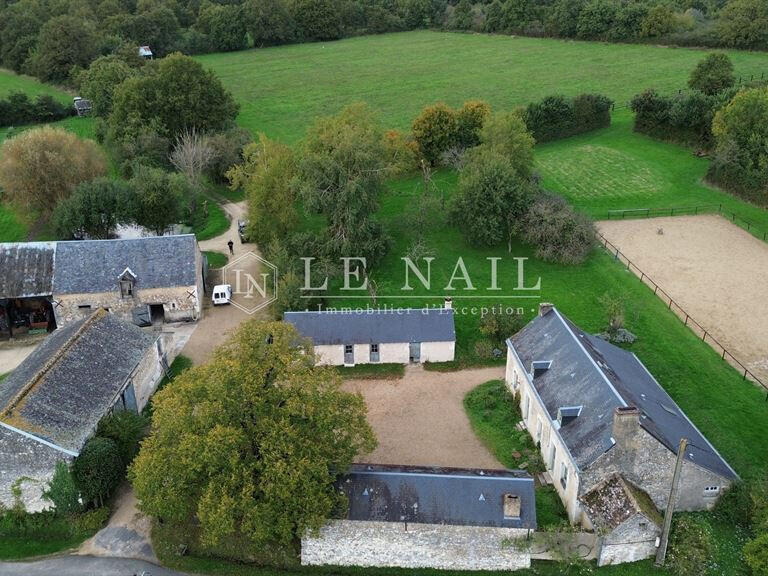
[0,68,71,102]
[198,30,768,143]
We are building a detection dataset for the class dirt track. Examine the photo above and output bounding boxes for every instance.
[598,214,768,384]
[343,365,505,469]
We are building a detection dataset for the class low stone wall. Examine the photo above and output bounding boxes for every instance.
[301,520,531,571]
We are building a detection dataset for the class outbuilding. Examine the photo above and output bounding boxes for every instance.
[284,304,455,366]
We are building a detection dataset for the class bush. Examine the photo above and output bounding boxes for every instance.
[72,506,110,535]
[96,411,148,468]
[43,462,81,516]
[523,93,612,143]
[473,339,495,359]
[520,192,596,265]
[688,53,735,96]
[0,92,72,128]
[72,437,123,507]
[207,127,253,184]
[383,129,420,177]
[667,515,715,576]
[746,533,768,576]
[0,126,107,217]
[479,312,526,344]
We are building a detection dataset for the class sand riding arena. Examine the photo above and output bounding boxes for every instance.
[598,214,768,388]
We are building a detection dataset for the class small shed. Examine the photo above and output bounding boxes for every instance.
[284,305,456,366]
[138,45,153,59]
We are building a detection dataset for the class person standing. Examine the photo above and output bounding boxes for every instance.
[227,239,234,255]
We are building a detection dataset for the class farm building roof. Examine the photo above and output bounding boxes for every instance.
[0,242,56,299]
[338,463,536,529]
[507,307,738,481]
[581,474,661,532]
[284,308,456,345]
[0,309,156,453]
[52,235,199,294]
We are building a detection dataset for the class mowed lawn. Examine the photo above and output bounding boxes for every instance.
[0,68,71,102]
[197,30,768,143]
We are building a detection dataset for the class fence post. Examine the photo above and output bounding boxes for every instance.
[684,315,688,326]
[703,330,707,342]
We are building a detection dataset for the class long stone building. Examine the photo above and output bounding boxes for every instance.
[284,305,455,366]
[505,303,738,565]
[0,235,204,338]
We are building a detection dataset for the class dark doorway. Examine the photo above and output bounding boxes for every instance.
[149,304,165,325]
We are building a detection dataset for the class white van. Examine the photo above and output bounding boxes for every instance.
[212,284,232,305]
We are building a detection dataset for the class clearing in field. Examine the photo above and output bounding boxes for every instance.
[598,214,768,385]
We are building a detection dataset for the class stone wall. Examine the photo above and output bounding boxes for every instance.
[597,514,659,566]
[302,520,531,571]
[54,285,201,328]
[130,332,173,411]
[315,341,454,366]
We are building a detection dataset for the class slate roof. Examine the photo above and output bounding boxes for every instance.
[284,308,455,345]
[0,242,55,299]
[52,235,198,294]
[0,309,157,453]
[338,464,536,529]
[508,307,737,481]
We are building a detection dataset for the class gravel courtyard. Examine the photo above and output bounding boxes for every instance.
[598,214,768,384]
[342,365,505,469]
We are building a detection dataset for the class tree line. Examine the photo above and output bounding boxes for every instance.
[0,0,766,92]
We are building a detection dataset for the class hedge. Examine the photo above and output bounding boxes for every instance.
[523,93,613,143]
[0,92,73,128]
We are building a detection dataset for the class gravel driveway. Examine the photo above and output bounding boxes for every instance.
[343,364,505,469]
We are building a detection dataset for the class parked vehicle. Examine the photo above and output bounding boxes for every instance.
[212,284,232,305]
[238,220,250,243]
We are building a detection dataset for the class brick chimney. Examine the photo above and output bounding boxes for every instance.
[539,302,554,317]
[612,406,641,449]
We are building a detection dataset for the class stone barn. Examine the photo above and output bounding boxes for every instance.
[302,464,536,571]
[0,242,57,339]
[284,305,455,366]
[504,304,738,563]
[0,308,170,511]
[51,235,204,327]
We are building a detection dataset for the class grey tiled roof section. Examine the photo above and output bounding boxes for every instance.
[0,311,156,453]
[509,308,737,480]
[284,308,456,345]
[0,242,55,298]
[52,235,198,294]
[338,464,536,529]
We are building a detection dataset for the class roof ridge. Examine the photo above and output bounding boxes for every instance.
[1,308,108,419]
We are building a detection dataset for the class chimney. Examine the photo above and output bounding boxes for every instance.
[539,302,554,317]
[444,297,452,310]
[612,406,641,448]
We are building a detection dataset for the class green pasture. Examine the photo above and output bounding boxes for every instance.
[0,68,71,102]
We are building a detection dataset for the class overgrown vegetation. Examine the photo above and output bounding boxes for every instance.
[464,379,568,528]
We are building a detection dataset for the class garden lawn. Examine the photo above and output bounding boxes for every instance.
[197,30,768,143]
[204,250,228,268]
[537,110,768,231]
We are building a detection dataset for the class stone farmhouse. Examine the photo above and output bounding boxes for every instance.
[505,304,738,564]
[0,309,170,511]
[302,464,536,571]
[0,235,204,339]
[284,305,455,366]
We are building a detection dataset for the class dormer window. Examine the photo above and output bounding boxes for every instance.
[118,268,137,299]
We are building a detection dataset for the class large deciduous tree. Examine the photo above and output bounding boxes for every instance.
[688,53,735,96]
[130,320,376,549]
[52,178,135,239]
[130,165,186,235]
[26,15,101,83]
[717,0,768,50]
[244,0,296,46]
[412,102,458,166]
[109,53,239,143]
[478,110,535,179]
[229,134,297,248]
[78,55,137,117]
[297,103,390,267]
[0,126,107,217]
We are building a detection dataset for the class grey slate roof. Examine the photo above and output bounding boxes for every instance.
[338,464,536,529]
[0,309,156,453]
[508,307,737,481]
[52,235,198,294]
[0,242,55,299]
[284,308,455,345]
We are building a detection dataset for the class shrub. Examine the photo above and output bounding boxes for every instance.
[0,126,107,217]
[520,193,596,265]
[44,462,82,516]
[478,111,535,179]
[524,93,612,143]
[412,103,458,166]
[714,480,754,529]
[72,506,110,536]
[667,515,715,576]
[207,127,253,184]
[383,129,420,177]
[479,312,526,344]
[72,437,123,507]
[0,92,72,128]
[473,339,495,359]
[688,53,735,96]
[96,411,148,468]
[746,533,768,576]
